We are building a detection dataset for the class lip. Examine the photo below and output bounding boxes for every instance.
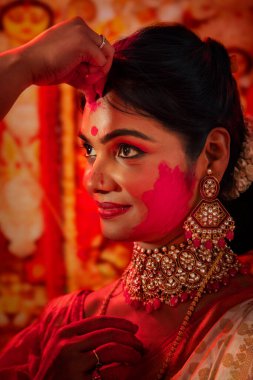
[96,202,131,219]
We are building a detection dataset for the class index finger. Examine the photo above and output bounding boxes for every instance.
[85,25,114,74]
[99,39,115,75]
[57,316,139,339]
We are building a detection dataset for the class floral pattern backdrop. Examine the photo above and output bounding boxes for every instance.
[0,0,253,349]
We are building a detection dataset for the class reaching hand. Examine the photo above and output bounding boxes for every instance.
[0,17,114,118]
[20,17,114,94]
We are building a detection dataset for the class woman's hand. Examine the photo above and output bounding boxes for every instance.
[37,316,144,380]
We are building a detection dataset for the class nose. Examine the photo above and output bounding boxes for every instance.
[84,159,120,195]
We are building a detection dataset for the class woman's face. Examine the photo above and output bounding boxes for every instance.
[80,95,197,247]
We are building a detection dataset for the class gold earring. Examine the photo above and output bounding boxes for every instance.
[184,169,235,249]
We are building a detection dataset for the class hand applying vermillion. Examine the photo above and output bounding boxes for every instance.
[0,17,114,119]
[35,316,144,380]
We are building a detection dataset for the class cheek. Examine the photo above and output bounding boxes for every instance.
[133,162,196,237]
[83,167,93,194]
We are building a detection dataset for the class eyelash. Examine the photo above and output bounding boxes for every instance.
[81,143,145,160]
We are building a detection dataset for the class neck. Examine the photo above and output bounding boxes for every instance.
[136,230,185,250]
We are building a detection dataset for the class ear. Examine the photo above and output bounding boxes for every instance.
[195,128,230,182]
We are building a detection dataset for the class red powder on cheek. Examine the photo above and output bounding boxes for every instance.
[91,126,98,136]
[133,163,195,238]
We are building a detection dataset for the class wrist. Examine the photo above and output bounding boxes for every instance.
[0,48,33,91]
[12,47,34,89]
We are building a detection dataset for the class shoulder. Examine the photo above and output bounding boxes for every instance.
[39,289,92,330]
[43,290,91,315]
[36,289,92,350]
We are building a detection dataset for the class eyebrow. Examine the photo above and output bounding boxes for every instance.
[78,129,156,144]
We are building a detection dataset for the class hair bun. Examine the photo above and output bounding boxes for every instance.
[203,37,231,73]
[223,117,253,200]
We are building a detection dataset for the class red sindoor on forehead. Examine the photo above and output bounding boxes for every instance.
[91,126,98,136]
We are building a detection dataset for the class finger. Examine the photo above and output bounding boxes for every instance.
[65,63,91,90]
[81,27,112,68]
[81,342,142,373]
[81,67,108,98]
[61,327,144,355]
[85,30,114,74]
[86,27,108,52]
[94,76,107,98]
[100,362,133,380]
[101,40,115,58]
[96,342,143,365]
[57,316,139,340]
[83,72,106,99]
[86,327,144,351]
[100,44,115,75]
[83,43,108,68]
[83,85,97,104]
[85,71,105,85]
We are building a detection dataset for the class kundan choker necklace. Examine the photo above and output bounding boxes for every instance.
[122,241,242,313]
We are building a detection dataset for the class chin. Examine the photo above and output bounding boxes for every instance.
[100,221,135,242]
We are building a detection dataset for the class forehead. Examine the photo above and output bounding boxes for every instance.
[5,4,48,14]
[81,96,169,137]
[80,96,188,166]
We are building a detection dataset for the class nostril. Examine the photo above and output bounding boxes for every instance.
[95,189,110,194]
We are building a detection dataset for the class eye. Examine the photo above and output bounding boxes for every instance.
[82,143,96,157]
[117,144,144,158]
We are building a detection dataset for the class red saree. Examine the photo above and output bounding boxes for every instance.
[0,275,253,380]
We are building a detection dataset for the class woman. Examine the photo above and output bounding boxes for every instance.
[0,17,253,380]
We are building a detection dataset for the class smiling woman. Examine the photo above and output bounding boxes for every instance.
[0,18,253,380]
[79,97,194,245]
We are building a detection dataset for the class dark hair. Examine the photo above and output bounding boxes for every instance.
[0,0,54,30]
[103,23,247,197]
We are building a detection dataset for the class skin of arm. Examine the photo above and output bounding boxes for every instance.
[0,48,32,119]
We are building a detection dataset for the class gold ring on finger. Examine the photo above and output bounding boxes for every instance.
[93,349,102,367]
[98,34,106,49]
